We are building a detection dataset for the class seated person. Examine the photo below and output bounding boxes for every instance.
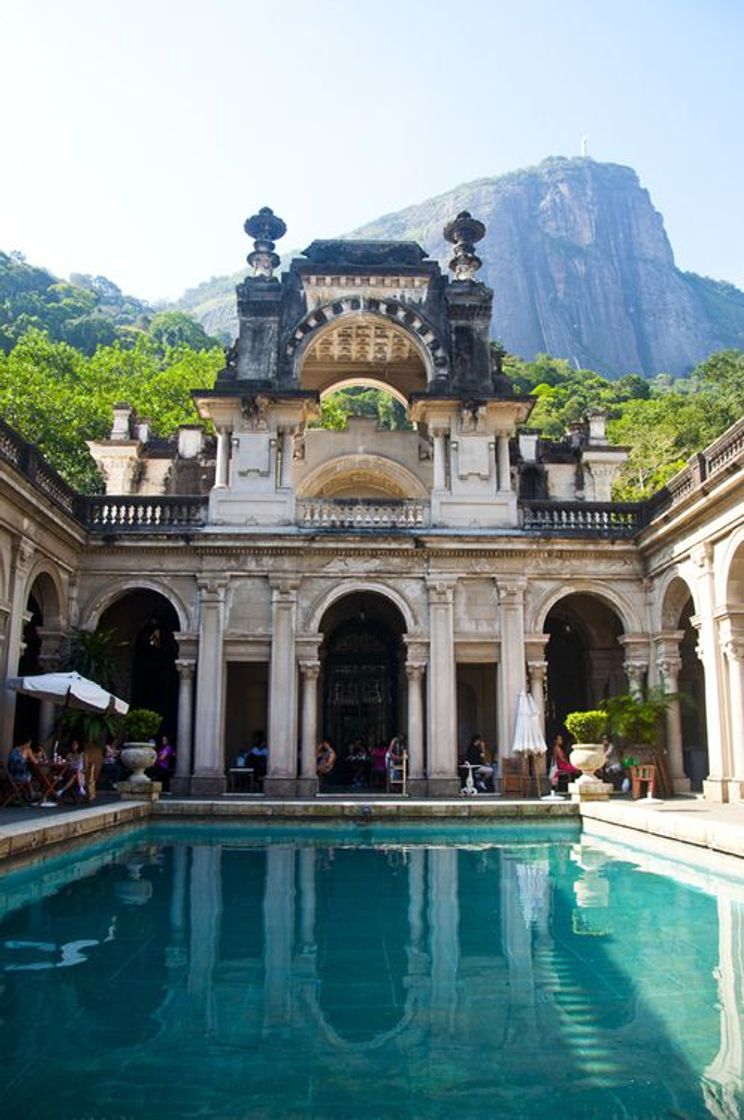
[465,734,494,792]
[386,734,407,785]
[316,738,336,779]
[598,735,625,790]
[56,740,87,800]
[152,735,176,788]
[6,740,36,801]
[246,733,268,781]
[100,741,123,789]
[348,739,368,788]
[369,743,388,789]
[549,734,581,791]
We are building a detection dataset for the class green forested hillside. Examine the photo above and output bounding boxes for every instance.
[0,251,220,355]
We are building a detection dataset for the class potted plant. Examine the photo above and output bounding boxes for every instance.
[603,688,670,748]
[120,708,162,784]
[564,709,608,782]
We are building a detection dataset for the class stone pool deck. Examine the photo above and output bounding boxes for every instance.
[1,793,744,865]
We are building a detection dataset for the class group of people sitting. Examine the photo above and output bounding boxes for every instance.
[5,738,92,804]
[3,731,177,805]
[315,733,407,789]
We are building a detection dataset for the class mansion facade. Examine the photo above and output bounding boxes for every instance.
[1,208,743,800]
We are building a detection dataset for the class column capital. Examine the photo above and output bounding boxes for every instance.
[723,639,744,664]
[624,659,648,686]
[270,576,301,600]
[175,658,197,680]
[13,537,35,572]
[197,577,227,599]
[527,659,548,679]
[299,659,320,679]
[496,578,526,606]
[656,656,682,678]
[426,578,456,605]
[405,662,425,682]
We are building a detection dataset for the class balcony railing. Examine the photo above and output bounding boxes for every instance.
[82,495,208,531]
[521,500,644,537]
[297,497,430,531]
[0,416,84,520]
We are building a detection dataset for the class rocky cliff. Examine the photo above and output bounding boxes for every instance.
[178,158,744,377]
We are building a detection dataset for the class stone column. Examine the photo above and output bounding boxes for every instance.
[723,638,744,802]
[265,579,299,796]
[406,661,426,791]
[0,538,34,758]
[171,659,196,795]
[657,655,691,793]
[36,631,64,747]
[191,579,227,795]
[432,429,448,491]
[497,579,527,763]
[426,580,458,795]
[298,660,320,797]
[279,427,295,489]
[692,544,730,801]
[497,432,511,493]
[214,426,232,488]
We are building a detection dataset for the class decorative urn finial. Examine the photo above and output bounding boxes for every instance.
[443,210,486,281]
[244,206,287,280]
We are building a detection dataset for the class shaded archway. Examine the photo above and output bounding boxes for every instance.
[317,591,407,788]
[543,593,625,740]
[677,598,708,789]
[99,590,180,740]
[12,591,43,745]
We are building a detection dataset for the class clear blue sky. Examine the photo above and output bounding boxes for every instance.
[2,0,742,301]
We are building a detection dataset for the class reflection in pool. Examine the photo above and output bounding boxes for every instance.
[0,822,742,1119]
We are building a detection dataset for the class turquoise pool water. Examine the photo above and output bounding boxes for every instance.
[1,821,742,1119]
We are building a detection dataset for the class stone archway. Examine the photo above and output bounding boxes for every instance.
[316,590,407,789]
[289,299,448,400]
[543,592,625,741]
[99,589,181,741]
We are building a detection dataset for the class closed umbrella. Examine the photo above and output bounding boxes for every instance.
[7,671,129,715]
[511,691,548,797]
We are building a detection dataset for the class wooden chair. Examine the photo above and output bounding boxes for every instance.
[630,763,657,799]
[501,757,526,798]
[387,751,408,795]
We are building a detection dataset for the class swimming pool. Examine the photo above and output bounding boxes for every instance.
[0,820,741,1119]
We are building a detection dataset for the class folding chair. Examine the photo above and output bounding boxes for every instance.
[0,761,36,807]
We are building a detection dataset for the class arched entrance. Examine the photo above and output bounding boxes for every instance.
[544,593,625,740]
[99,590,180,740]
[318,591,406,789]
[677,598,708,789]
[13,590,43,744]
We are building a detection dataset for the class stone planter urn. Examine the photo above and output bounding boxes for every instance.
[569,743,606,783]
[120,743,157,784]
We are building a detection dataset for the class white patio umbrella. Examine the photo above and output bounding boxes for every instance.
[511,691,547,756]
[7,671,129,715]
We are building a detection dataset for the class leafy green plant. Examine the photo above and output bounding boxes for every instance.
[564,710,607,743]
[602,688,672,745]
[123,708,162,743]
[61,626,126,690]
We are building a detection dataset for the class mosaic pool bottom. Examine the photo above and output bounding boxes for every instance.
[0,821,741,1119]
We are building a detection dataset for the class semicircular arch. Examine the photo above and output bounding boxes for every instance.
[81,579,192,633]
[319,377,409,410]
[297,453,428,500]
[527,581,642,636]
[715,526,744,609]
[305,581,416,635]
[287,299,448,396]
[25,563,66,629]
[654,570,697,631]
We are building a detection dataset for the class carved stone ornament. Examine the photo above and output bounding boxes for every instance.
[244,206,287,280]
[443,210,486,281]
